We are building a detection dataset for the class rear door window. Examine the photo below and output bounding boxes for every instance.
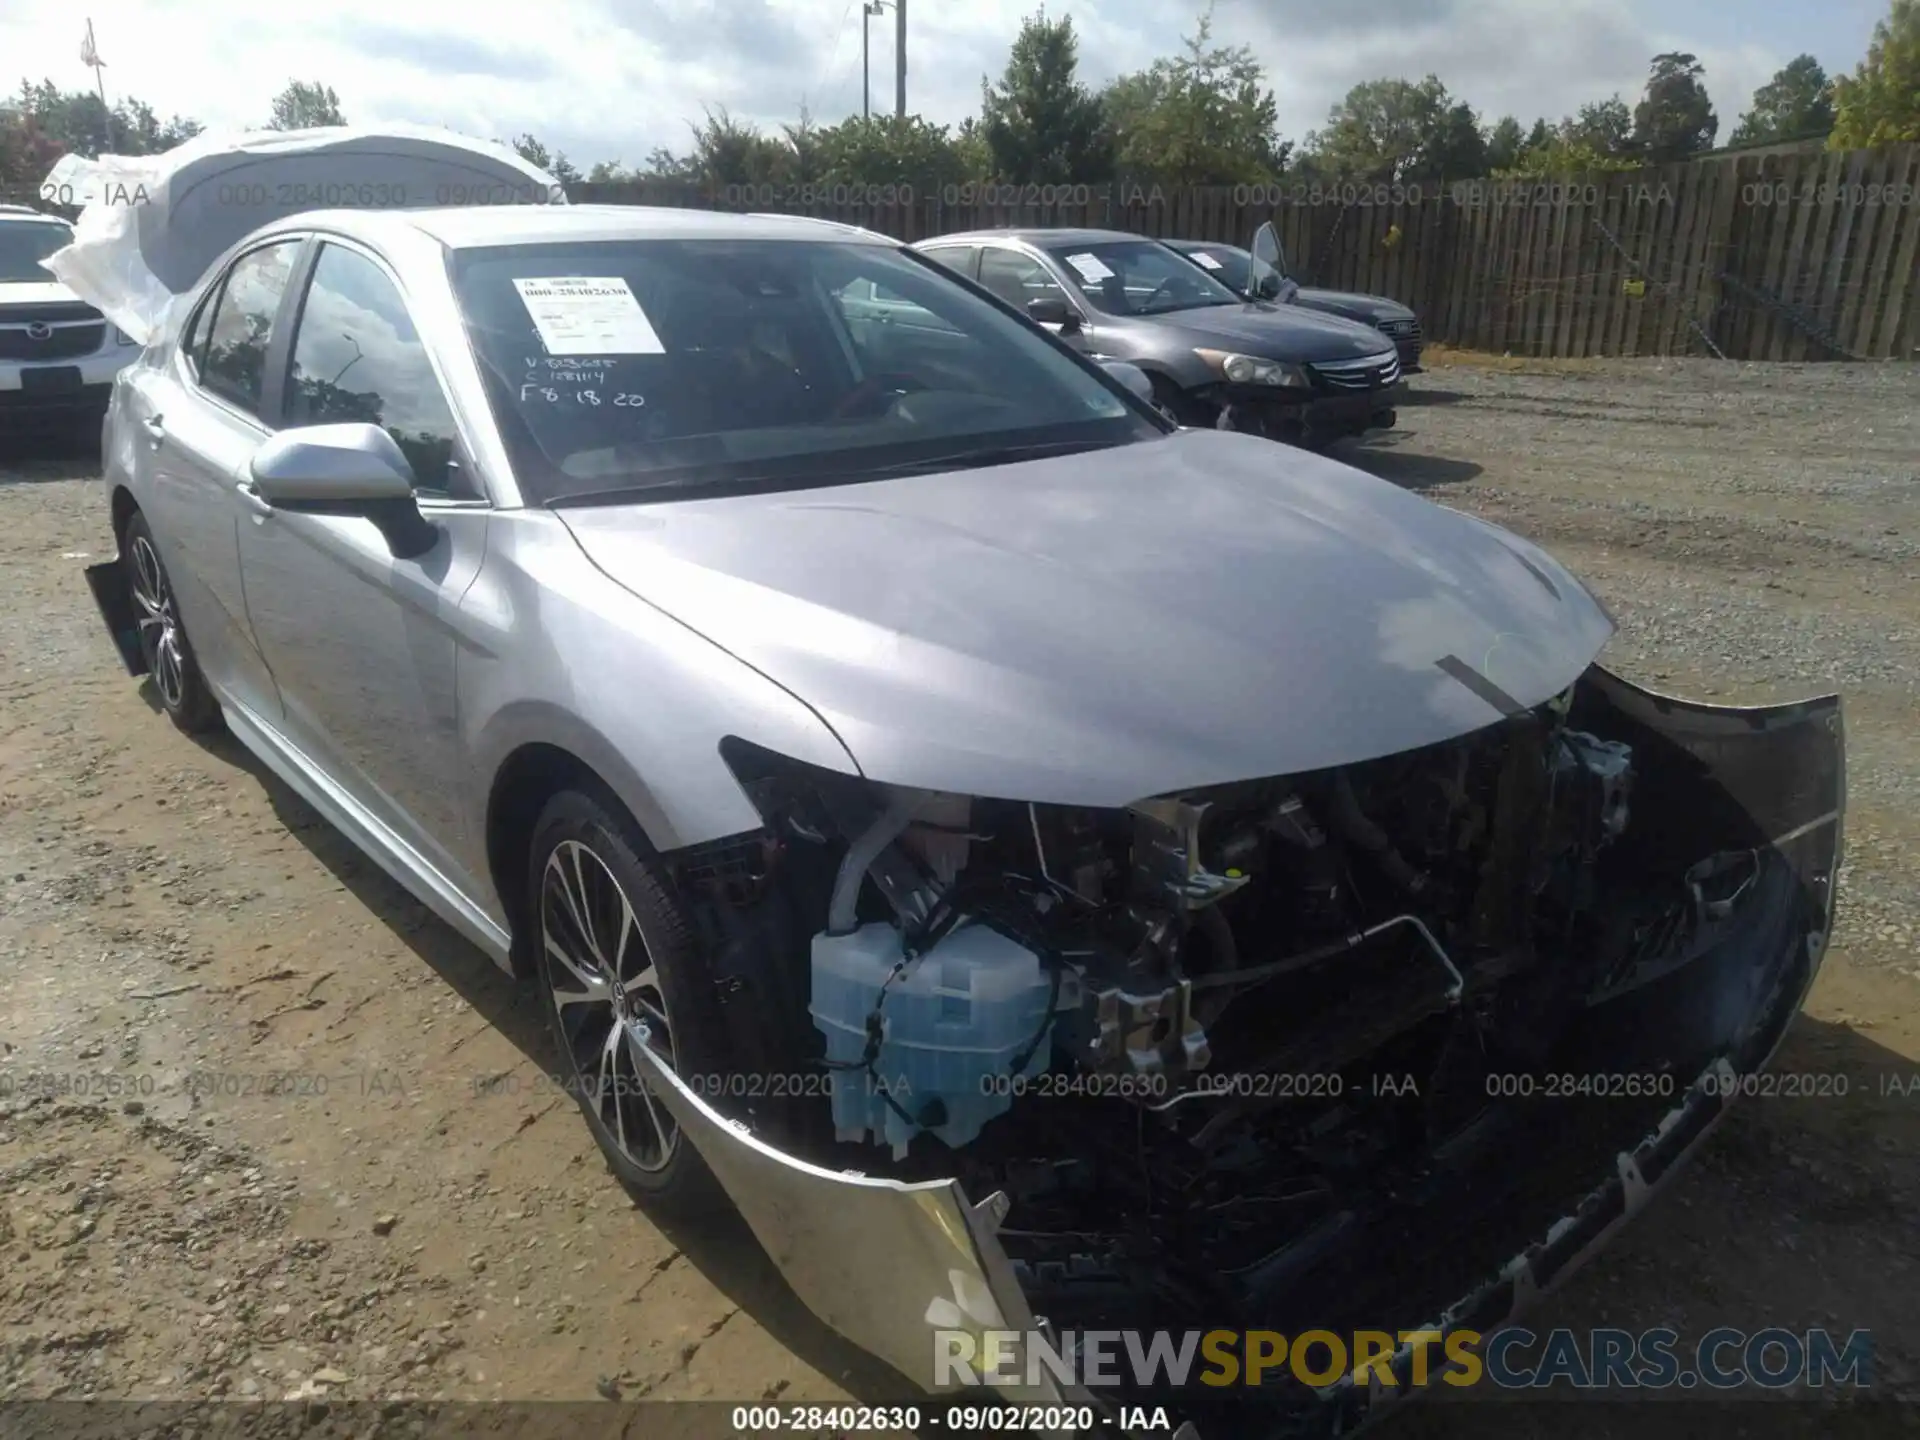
[977,247,1071,312]
[199,241,302,418]
[920,245,980,280]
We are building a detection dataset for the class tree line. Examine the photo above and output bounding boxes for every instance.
[2,0,1916,193]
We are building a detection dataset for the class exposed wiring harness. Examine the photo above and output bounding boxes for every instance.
[818,867,1067,1138]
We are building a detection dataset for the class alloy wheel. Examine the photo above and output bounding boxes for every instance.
[539,839,679,1172]
[129,534,186,710]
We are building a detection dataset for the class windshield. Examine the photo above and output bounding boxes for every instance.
[1177,245,1252,296]
[451,238,1161,506]
[1044,239,1242,317]
[0,218,74,283]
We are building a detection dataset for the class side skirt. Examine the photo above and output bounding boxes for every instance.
[217,694,515,971]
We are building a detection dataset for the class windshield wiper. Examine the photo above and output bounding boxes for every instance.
[545,439,1132,507]
[546,469,806,508]
[1141,297,1237,315]
[842,438,1129,478]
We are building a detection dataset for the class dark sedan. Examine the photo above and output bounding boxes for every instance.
[1164,237,1424,374]
[912,228,1402,449]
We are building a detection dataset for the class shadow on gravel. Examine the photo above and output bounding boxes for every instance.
[0,427,102,480]
[1339,439,1484,490]
[1397,386,1469,407]
[175,716,921,1407]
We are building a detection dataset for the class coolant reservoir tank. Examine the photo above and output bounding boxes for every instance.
[810,921,1055,1159]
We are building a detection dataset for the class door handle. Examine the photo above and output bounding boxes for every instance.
[140,412,165,444]
[234,481,274,518]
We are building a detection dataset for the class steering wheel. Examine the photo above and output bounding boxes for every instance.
[832,371,926,420]
[1137,277,1179,313]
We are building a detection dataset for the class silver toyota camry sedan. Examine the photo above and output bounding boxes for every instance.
[91,200,1843,1436]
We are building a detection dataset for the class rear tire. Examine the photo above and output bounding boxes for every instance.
[526,785,727,1219]
[122,511,221,734]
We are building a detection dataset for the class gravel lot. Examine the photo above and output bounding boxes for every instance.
[1,356,1916,1433]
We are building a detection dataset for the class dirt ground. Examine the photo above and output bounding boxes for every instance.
[2,356,1917,1433]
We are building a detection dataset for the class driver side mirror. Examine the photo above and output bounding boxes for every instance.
[1248,219,1294,303]
[1027,296,1082,334]
[250,423,439,559]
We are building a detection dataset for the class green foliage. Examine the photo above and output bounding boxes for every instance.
[1830,0,1920,148]
[979,10,1110,183]
[1631,52,1717,161]
[0,112,61,188]
[1485,116,1526,172]
[1730,55,1835,146]
[643,106,795,185]
[635,106,973,189]
[1562,96,1635,157]
[510,134,582,185]
[267,81,346,131]
[1304,75,1490,182]
[813,114,972,187]
[1421,100,1488,181]
[782,105,828,185]
[1493,138,1643,178]
[0,80,202,185]
[1100,5,1288,185]
[951,116,994,181]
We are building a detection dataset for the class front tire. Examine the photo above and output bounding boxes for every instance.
[1148,374,1214,429]
[527,786,725,1217]
[122,511,221,734]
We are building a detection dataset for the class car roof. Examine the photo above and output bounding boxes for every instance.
[1166,238,1247,255]
[918,228,1152,248]
[0,205,70,224]
[253,204,901,251]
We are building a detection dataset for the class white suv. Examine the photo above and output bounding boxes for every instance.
[0,204,139,432]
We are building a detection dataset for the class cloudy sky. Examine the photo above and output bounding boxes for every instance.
[4,0,1894,169]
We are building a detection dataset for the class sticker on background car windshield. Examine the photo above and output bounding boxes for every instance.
[1190,252,1223,270]
[1064,252,1115,283]
[512,277,665,355]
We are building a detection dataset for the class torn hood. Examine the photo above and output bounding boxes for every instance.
[39,124,564,344]
[559,429,1617,805]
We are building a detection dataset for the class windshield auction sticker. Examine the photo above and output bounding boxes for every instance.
[1064,252,1115,283]
[512,276,665,355]
[1190,251,1223,270]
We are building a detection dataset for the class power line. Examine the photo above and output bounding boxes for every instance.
[813,0,858,114]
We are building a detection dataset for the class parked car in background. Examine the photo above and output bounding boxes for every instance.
[0,204,140,432]
[1166,224,1424,374]
[913,226,1403,449]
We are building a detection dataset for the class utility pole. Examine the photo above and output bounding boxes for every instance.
[861,1,879,119]
[894,0,907,119]
[862,0,891,120]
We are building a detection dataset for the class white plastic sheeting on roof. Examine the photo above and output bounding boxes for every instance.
[38,124,566,344]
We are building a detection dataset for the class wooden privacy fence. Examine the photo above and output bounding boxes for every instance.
[576,142,1920,362]
[7,142,1918,359]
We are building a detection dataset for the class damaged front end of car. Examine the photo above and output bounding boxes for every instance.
[627,663,1843,1438]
